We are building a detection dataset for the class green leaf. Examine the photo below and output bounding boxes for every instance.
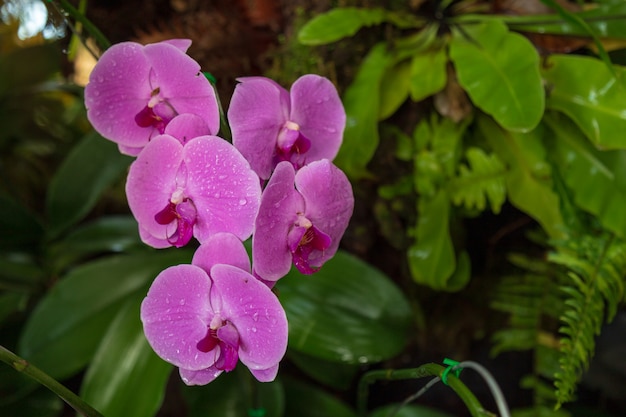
[370,404,454,417]
[409,43,448,102]
[479,115,565,239]
[182,367,284,417]
[277,250,412,364]
[0,43,61,95]
[495,3,626,39]
[545,113,626,239]
[48,215,143,272]
[287,349,359,390]
[449,147,507,214]
[449,20,544,132]
[283,377,356,417]
[80,295,172,417]
[298,7,421,46]
[0,192,43,251]
[298,8,386,45]
[407,190,465,290]
[17,249,192,379]
[334,43,394,179]
[46,131,132,238]
[542,54,626,150]
[0,387,63,417]
[378,59,412,120]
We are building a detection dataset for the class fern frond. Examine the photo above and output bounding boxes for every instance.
[490,254,569,416]
[449,147,506,214]
[549,233,626,407]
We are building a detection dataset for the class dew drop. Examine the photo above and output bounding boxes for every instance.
[251,327,257,333]
[239,199,247,206]
[179,299,186,306]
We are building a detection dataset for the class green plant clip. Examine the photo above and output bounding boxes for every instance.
[203,72,217,85]
[248,408,266,417]
[441,358,462,386]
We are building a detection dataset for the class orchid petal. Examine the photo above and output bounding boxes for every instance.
[126,135,183,246]
[145,43,220,135]
[228,77,290,179]
[183,136,261,242]
[249,364,280,382]
[85,42,153,150]
[252,162,304,281]
[295,159,354,267]
[179,366,222,386]
[161,38,192,52]
[290,75,346,166]
[210,264,288,374]
[164,113,211,145]
[140,264,217,371]
[192,233,251,274]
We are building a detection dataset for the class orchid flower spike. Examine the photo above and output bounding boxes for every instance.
[253,160,354,281]
[228,74,345,180]
[125,129,261,248]
[85,39,219,156]
[141,233,288,385]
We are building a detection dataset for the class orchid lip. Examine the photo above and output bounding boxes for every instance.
[154,198,198,247]
[288,221,332,275]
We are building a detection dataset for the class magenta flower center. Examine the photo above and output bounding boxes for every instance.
[154,189,197,247]
[288,215,332,275]
[196,316,240,372]
[134,88,176,134]
[275,121,311,167]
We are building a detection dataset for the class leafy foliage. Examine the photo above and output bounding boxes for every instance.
[299,0,626,412]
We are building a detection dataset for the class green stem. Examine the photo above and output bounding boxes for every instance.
[48,0,111,52]
[357,363,492,417]
[0,345,104,417]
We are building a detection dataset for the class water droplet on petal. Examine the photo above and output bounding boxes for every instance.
[239,199,247,206]
[179,299,186,305]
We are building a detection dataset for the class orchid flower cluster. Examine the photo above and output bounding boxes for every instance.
[84,39,354,385]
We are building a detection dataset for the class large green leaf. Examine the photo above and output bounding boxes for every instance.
[0,387,62,417]
[283,377,356,417]
[407,190,460,290]
[277,250,411,364]
[17,249,192,379]
[479,116,565,239]
[48,215,143,273]
[491,3,626,39]
[298,7,421,46]
[0,43,61,95]
[182,367,284,417]
[287,349,359,390]
[334,43,394,179]
[46,131,132,238]
[0,192,43,251]
[378,58,412,120]
[542,54,626,150]
[80,295,172,417]
[545,113,626,238]
[409,42,448,102]
[449,20,544,132]
[370,404,454,417]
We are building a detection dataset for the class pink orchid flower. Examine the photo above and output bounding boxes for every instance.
[228,74,345,180]
[84,39,219,156]
[141,233,288,384]
[253,159,354,281]
[125,127,261,248]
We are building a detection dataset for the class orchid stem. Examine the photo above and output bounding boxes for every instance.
[0,344,104,417]
[48,0,111,52]
[357,363,492,417]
